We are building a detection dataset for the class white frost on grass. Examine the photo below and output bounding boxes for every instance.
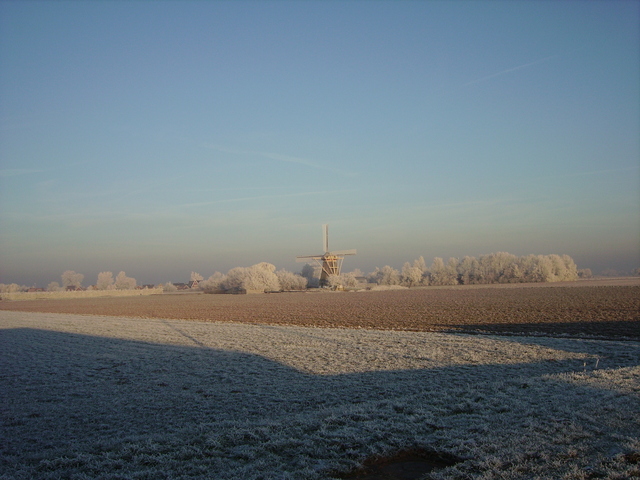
[1,311,639,480]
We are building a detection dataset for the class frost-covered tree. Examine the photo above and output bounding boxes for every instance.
[383,265,401,285]
[300,263,321,288]
[413,256,427,275]
[114,271,136,290]
[190,272,203,288]
[561,254,579,281]
[220,263,280,292]
[200,272,226,293]
[339,271,359,289]
[531,255,555,282]
[47,281,62,292]
[427,257,445,285]
[326,271,359,290]
[369,265,401,285]
[326,275,342,289]
[350,268,364,279]
[96,271,114,290]
[241,262,280,292]
[446,257,460,284]
[276,269,308,291]
[457,256,479,285]
[578,268,592,279]
[0,283,24,293]
[162,282,177,292]
[518,254,539,283]
[223,267,248,291]
[61,270,84,289]
[367,252,580,287]
[366,267,380,284]
[402,262,423,287]
[502,262,524,283]
[428,257,457,286]
[474,252,515,284]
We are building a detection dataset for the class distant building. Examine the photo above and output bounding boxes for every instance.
[65,285,85,291]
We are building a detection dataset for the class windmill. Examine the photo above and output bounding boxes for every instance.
[297,224,356,287]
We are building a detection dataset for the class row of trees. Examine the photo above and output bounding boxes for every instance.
[44,270,138,292]
[363,252,583,287]
[194,263,307,293]
[188,252,585,294]
[4,253,634,295]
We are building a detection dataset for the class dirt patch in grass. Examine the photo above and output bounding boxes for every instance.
[1,281,638,339]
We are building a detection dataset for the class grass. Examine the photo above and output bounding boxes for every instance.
[1,310,639,479]
[0,287,163,301]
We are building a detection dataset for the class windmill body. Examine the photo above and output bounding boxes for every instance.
[297,224,356,287]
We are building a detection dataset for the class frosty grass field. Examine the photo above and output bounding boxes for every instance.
[1,284,639,479]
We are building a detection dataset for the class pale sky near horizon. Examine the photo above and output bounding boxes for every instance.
[1,0,639,287]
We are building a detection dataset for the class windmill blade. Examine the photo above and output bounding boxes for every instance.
[322,224,329,253]
[296,255,323,262]
[331,249,357,256]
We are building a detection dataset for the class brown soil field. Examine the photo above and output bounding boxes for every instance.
[2,279,639,339]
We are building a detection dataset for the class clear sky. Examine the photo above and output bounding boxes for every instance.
[1,0,639,287]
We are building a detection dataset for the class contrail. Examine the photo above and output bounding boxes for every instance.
[464,54,560,86]
[204,144,355,177]
[180,190,355,208]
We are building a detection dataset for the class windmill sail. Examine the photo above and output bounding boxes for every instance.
[331,249,357,256]
[323,224,329,253]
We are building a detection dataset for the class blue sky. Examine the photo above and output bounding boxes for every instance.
[1,1,638,286]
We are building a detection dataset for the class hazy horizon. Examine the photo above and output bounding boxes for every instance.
[1,1,639,287]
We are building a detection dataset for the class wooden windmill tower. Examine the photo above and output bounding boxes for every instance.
[297,224,356,287]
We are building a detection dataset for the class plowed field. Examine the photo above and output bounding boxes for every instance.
[2,280,638,339]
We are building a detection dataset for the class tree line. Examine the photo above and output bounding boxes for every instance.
[0,270,140,293]
[192,252,589,293]
[194,263,307,293]
[364,252,588,287]
[1,252,619,295]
